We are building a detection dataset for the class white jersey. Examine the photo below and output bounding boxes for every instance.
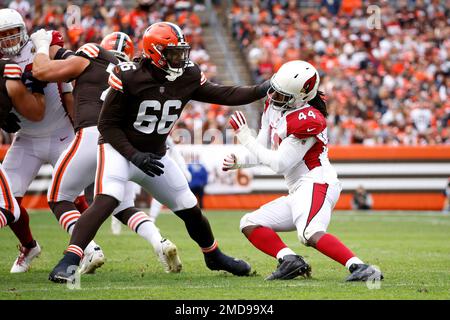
[5,40,72,137]
[260,104,339,192]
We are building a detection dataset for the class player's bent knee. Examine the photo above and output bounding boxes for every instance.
[240,213,257,232]
[171,190,197,212]
[300,225,326,246]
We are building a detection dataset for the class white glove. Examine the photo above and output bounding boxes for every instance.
[222,153,241,171]
[229,110,252,146]
[30,29,52,55]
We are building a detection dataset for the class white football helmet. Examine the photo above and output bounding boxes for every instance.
[268,60,320,111]
[0,9,29,56]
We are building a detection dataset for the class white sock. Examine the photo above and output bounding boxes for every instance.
[276,247,297,260]
[149,199,163,221]
[136,221,163,252]
[345,257,364,269]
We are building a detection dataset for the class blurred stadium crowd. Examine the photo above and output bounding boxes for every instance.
[0,0,448,146]
[230,0,449,145]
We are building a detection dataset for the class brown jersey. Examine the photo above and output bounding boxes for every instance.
[71,43,119,131]
[98,59,268,159]
[0,58,22,123]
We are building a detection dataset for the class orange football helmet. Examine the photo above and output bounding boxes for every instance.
[142,21,190,80]
[100,32,134,62]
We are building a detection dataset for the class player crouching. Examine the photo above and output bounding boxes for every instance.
[224,60,383,282]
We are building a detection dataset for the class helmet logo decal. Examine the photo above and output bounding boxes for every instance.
[302,73,317,94]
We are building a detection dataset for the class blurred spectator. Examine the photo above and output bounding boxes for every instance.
[188,162,208,209]
[8,0,30,17]
[0,0,230,143]
[229,1,450,145]
[352,185,373,210]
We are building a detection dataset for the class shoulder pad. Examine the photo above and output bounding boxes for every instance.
[286,107,326,139]
[3,62,22,79]
[76,43,100,59]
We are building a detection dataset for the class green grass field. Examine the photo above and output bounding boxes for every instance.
[0,210,449,300]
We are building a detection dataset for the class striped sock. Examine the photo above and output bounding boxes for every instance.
[0,211,7,228]
[201,240,218,254]
[59,210,81,235]
[65,244,84,259]
[127,211,152,232]
[128,211,162,251]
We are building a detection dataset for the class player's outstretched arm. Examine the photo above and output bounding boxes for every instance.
[6,78,45,121]
[30,29,88,82]
[230,111,316,174]
[192,79,270,106]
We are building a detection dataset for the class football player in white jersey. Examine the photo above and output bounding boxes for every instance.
[224,60,383,281]
[0,56,45,269]
[0,8,102,273]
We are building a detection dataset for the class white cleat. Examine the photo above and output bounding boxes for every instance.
[10,242,41,273]
[79,246,105,274]
[111,216,122,235]
[157,239,182,273]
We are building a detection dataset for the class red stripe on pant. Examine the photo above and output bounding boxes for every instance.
[302,183,328,240]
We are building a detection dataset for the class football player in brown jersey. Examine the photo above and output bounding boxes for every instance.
[31,30,183,275]
[48,21,271,283]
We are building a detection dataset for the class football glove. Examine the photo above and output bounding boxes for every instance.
[30,29,52,55]
[130,151,165,177]
[229,111,252,146]
[1,112,21,133]
[222,153,240,171]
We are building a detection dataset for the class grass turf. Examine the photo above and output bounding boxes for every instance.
[0,210,449,300]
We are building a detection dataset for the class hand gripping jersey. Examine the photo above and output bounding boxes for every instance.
[72,43,119,131]
[0,58,21,122]
[3,31,72,137]
[262,103,339,192]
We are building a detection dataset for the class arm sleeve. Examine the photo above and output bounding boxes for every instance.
[98,87,137,161]
[241,135,317,174]
[60,81,73,93]
[191,80,267,106]
[234,110,271,168]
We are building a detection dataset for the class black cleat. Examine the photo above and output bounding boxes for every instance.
[265,255,311,280]
[345,263,383,282]
[48,254,80,284]
[204,249,251,276]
